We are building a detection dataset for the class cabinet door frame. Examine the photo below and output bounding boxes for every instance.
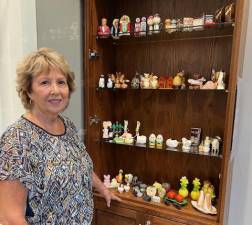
[218,0,246,223]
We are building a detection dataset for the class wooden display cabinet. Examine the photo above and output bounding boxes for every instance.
[83,0,245,224]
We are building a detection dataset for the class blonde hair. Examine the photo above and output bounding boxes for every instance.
[16,48,76,110]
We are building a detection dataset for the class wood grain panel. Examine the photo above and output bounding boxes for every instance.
[115,0,231,22]
[115,37,232,82]
[148,215,187,225]
[112,90,227,140]
[96,210,136,225]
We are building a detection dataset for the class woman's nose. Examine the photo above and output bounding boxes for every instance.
[50,82,59,94]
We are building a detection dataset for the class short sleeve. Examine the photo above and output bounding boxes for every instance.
[0,127,34,190]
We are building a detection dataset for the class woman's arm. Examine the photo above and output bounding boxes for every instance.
[92,172,121,207]
[0,181,28,225]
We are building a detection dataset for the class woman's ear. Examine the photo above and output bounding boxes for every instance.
[27,92,32,100]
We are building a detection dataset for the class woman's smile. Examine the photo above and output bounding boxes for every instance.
[29,68,69,118]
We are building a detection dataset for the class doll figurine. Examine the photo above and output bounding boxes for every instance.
[147,15,154,34]
[111,18,120,39]
[140,17,147,36]
[134,17,141,37]
[98,18,110,37]
[153,14,161,33]
[119,15,131,36]
[102,121,109,139]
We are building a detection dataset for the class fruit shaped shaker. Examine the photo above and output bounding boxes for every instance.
[190,178,201,200]
[178,176,189,198]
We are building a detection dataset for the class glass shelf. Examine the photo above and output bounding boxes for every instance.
[101,139,222,159]
[96,87,228,93]
[96,22,234,44]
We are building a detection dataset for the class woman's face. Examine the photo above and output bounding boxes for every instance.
[29,68,69,117]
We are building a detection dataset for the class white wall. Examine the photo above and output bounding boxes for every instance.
[35,0,84,133]
[0,0,37,135]
[227,1,252,224]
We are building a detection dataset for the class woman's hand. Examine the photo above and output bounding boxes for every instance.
[101,187,122,207]
[92,172,122,207]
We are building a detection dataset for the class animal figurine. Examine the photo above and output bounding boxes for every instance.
[164,19,172,33]
[120,74,129,89]
[182,137,192,151]
[103,175,111,188]
[149,74,159,89]
[124,183,130,192]
[107,74,113,88]
[125,173,133,184]
[98,74,105,88]
[132,176,139,186]
[116,169,123,183]
[141,73,150,89]
[118,184,124,193]
[166,139,179,148]
[211,137,220,154]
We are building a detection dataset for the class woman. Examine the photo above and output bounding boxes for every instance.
[0,48,120,225]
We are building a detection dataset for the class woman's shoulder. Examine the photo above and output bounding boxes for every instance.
[60,115,84,143]
[0,117,33,159]
[60,115,78,131]
[1,117,32,140]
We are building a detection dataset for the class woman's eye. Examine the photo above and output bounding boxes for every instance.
[58,80,67,85]
[40,80,49,85]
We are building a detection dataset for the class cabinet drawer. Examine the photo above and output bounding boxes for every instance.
[147,215,187,225]
[96,209,137,225]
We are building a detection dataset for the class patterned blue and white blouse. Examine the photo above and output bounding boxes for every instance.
[0,116,93,225]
